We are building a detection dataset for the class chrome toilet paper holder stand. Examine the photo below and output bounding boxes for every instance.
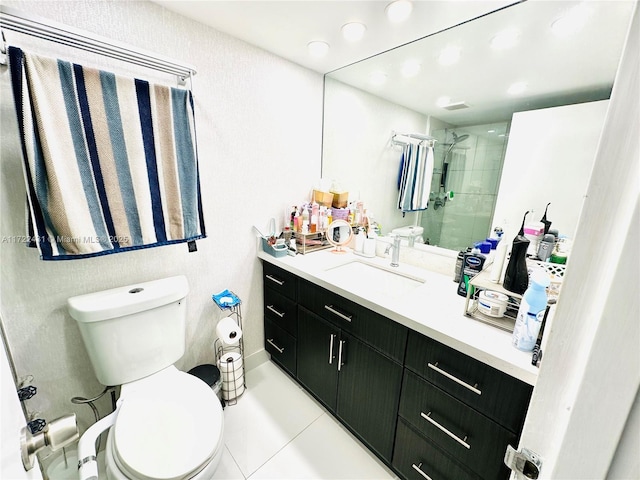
[213,292,245,406]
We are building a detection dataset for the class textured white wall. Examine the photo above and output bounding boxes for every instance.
[322,77,428,234]
[0,0,323,451]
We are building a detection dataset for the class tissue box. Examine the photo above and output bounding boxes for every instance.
[331,191,348,208]
[313,190,333,207]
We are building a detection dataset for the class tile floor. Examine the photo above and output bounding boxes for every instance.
[212,361,399,480]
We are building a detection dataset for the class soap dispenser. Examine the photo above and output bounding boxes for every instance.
[503,211,531,295]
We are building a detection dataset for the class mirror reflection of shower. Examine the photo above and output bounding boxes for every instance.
[441,131,470,194]
[421,123,510,250]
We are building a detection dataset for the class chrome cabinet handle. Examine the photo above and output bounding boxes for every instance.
[328,334,336,364]
[427,362,481,396]
[420,411,470,450]
[266,305,285,317]
[411,463,433,480]
[265,274,284,286]
[337,340,345,371]
[267,338,284,354]
[324,304,352,322]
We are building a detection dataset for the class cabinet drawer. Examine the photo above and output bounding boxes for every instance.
[299,279,407,363]
[263,262,298,301]
[405,331,532,433]
[264,287,297,337]
[399,370,515,480]
[393,417,480,480]
[265,318,296,376]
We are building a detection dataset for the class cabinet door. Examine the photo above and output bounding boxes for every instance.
[336,332,403,463]
[297,307,339,411]
[393,418,480,480]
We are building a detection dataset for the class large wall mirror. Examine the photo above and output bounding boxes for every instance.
[322,0,635,252]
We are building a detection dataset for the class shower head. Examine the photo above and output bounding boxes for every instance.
[452,132,469,144]
[444,132,469,158]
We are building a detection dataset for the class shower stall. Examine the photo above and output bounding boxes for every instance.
[419,123,510,251]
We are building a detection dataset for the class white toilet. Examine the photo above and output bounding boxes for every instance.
[68,275,224,480]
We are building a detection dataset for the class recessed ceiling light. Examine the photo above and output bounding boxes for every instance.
[551,3,593,37]
[491,28,520,50]
[385,0,413,23]
[342,22,367,42]
[487,129,496,133]
[436,96,452,108]
[508,81,528,95]
[370,71,387,86]
[307,41,329,58]
[438,46,461,66]
[401,60,421,78]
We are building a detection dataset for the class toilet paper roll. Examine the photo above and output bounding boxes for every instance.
[217,352,243,372]
[216,316,243,345]
[222,383,245,400]
[221,373,244,390]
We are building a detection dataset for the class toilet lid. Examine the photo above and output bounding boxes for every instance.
[113,371,223,480]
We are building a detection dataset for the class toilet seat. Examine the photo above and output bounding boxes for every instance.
[110,368,223,480]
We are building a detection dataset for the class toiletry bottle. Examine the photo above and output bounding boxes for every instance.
[453,247,471,283]
[355,227,365,253]
[503,211,531,295]
[457,248,486,297]
[293,212,299,233]
[490,237,508,283]
[512,270,550,351]
[311,202,319,233]
[537,234,555,261]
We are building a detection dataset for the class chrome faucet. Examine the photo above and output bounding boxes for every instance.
[385,234,401,267]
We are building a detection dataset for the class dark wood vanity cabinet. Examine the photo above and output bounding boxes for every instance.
[297,280,406,463]
[393,330,533,480]
[261,261,532,480]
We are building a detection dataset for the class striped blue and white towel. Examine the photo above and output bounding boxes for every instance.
[8,46,206,260]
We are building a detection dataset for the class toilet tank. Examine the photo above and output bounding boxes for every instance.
[68,276,189,386]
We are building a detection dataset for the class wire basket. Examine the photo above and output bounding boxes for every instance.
[213,291,246,405]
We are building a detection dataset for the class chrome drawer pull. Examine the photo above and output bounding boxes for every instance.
[267,338,284,354]
[328,334,336,364]
[420,411,470,450]
[324,304,352,322]
[411,463,433,480]
[427,362,482,396]
[266,305,285,317]
[265,274,284,286]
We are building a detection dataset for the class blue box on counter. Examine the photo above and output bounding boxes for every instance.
[261,237,288,258]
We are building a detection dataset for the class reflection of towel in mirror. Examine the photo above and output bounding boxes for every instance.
[8,47,206,260]
[397,143,434,212]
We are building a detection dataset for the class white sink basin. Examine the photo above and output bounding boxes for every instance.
[324,260,425,297]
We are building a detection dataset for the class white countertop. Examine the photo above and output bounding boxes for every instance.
[258,247,540,386]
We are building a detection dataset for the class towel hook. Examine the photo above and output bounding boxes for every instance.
[0,30,7,66]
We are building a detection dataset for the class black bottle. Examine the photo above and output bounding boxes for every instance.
[503,211,530,295]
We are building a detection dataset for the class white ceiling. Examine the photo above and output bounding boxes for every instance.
[153,0,517,74]
[154,0,636,124]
